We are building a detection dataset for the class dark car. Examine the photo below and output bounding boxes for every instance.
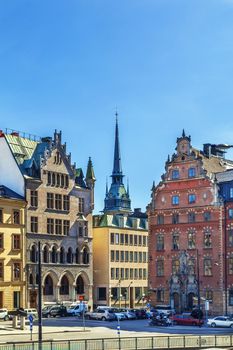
[130,308,147,319]
[42,305,67,318]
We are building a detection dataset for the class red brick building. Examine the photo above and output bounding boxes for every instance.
[147,131,233,315]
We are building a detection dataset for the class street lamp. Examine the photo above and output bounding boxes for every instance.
[38,241,42,348]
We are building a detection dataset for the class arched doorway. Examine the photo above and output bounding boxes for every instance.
[187,293,195,310]
[60,275,69,295]
[173,292,180,312]
[44,275,53,295]
[76,275,84,294]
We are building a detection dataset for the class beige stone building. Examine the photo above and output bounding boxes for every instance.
[0,185,26,310]
[4,130,95,309]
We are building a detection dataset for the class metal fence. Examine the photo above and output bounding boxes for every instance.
[0,335,233,350]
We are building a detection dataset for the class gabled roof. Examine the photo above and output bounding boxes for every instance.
[0,185,24,200]
[216,169,233,183]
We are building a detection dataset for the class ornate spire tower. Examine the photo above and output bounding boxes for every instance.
[104,114,131,214]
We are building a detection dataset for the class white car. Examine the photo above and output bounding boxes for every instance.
[85,309,116,321]
[207,316,233,328]
[111,308,127,320]
[0,308,9,321]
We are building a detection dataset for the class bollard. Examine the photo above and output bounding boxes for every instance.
[20,316,25,330]
[12,316,17,328]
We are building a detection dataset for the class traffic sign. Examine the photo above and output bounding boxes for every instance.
[79,295,84,301]
[147,303,151,308]
[28,314,34,323]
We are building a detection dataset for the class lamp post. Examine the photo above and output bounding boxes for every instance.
[38,241,42,348]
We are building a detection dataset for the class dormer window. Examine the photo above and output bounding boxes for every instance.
[172,170,179,179]
[188,168,196,178]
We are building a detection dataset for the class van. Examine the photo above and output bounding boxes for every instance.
[67,303,87,316]
[24,308,38,319]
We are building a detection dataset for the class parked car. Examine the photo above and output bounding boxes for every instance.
[130,308,147,319]
[67,303,87,316]
[207,316,233,328]
[111,308,127,320]
[23,308,38,319]
[153,305,175,317]
[0,308,10,321]
[85,308,116,321]
[42,305,67,318]
[170,314,204,326]
[119,308,137,320]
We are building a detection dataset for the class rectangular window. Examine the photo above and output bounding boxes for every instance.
[130,251,133,262]
[120,251,124,262]
[13,210,20,224]
[204,259,212,276]
[188,168,196,178]
[110,232,114,244]
[111,250,114,262]
[78,198,84,213]
[172,213,179,224]
[204,230,212,248]
[0,209,3,223]
[63,220,70,235]
[143,252,147,263]
[47,193,54,209]
[172,195,179,205]
[115,250,119,262]
[129,235,133,245]
[63,195,70,211]
[115,268,119,279]
[130,269,133,279]
[98,288,106,301]
[125,234,128,245]
[120,234,124,245]
[30,191,38,207]
[139,252,142,263]
[156,234,164,251]
[172,169,179,179]
[111,268,114,279]
[229,208,233,219]
[157,215,164,225]
[157,290,164,302]
[134,269,138,279]
[204,211,211,221]
[125,251,129,262]
[134,252,138,263]
[55,219,62,235]
[13,291,20,309]
[229,290,233,306]
[157,260,164,276]
[0,233,3,249]
[188,194,196,204]
[229,230,233,247]
[139,268,142,279]
[13,262,20,280]
[230,188,233,198]
[188,231,196,249]
[188,212,196,223]
[31,217,38,233]
[47,218,54,234]
[12,234,20,250]
[143,269,147,279]
[143,236,147,246]
[121,268,124,279]
[55,194,62,210]
[172,233,179,250]
[125,268,129,279]
[0,261,3,279]
[115,233,119,245]
[134,235,138,246]
[229,258,233,275]
[138,235,142,246]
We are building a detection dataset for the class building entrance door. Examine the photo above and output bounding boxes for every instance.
[173,292,180,312]
[187,293,194,310]
[0,291,3,308]
[29,290,37,308]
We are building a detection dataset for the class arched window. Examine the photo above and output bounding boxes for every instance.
[60,275,69,295]
[83,248,89,265]
[43,246,49,263]
[75,248,80,264]
[76,275,84,294]
[51,246,57,263]
[67,248,73,264]
[44,275,53,295]
[60,247,65,264]
[29,273,34,285]
[30,245,37,262]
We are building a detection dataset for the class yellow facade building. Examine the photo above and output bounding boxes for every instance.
[93,210,148,308]
[0,186,26,310]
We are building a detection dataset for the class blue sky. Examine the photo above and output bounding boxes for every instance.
[1,0,233,213]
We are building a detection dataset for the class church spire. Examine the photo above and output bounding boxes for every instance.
[112,112,123,177]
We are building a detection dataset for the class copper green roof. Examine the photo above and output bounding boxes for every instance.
[5,134,39,165]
